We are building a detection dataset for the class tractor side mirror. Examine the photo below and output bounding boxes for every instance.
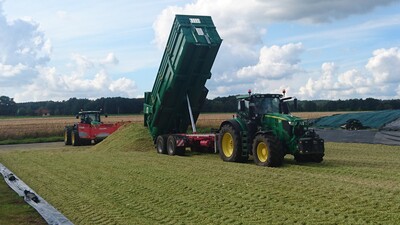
[239,100,246,112]
[294,98,298,110]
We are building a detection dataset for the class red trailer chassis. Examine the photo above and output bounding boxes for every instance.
[155,133,217,155]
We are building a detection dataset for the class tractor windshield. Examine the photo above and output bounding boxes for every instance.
[81,113,101,124]
[253,97,280,114]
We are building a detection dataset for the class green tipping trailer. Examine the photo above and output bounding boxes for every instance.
[144,15,222,153]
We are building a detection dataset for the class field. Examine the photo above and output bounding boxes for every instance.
[0,112,346,142]
[0,123,399,224]
[0,115,136,141]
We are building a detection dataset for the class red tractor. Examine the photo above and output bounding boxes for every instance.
[64,111,123,146]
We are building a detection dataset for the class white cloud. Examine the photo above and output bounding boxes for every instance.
[298,47,400,99]
[101,52,119,65]
[0,1,138,102]
[109,77,137,96]
[14,53,138,102]
[0,1,50,85]
[70,53,94,72]
[237,43,304,79]
[366,47,400,83]
[337,69,371,87]
[298,62,335,98]
[258,0,398,23]
[0,63,26,77]
[153,0,397,49]
[298,62,376,99]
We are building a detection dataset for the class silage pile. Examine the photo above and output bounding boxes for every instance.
[92,123,154,152]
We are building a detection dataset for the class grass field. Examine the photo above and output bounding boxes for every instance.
[0,124,399,224]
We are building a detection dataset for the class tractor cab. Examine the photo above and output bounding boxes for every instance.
[76,111,106,125]
[237,91,297,124]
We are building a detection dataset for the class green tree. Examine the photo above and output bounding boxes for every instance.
[0,96,17,115]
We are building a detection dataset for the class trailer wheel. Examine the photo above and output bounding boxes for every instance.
[64,127,72,145]
[71,130,80,146]
[219,124,245,162]
[156,135,167,154]
[167,135,185,156]
[252,134,283,167]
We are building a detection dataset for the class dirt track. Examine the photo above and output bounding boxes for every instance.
[0,142,69,152]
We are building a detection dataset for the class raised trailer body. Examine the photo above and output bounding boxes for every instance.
[144,15,222,153]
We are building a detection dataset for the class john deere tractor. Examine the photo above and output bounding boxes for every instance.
[218,91,324,167]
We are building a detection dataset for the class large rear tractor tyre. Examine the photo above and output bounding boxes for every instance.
[252,134,283,167]
[64,127,72,145]
[156,135,167,154]
[167,135,185,156]
[71,130,80,146]
[218,124,245,162]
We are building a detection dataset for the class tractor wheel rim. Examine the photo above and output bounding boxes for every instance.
[64,131,67,142]
[71,134,75,145]
[257,142,268,162]
[222,133,234,157]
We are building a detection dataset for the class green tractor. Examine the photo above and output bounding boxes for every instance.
[218,91,325,167]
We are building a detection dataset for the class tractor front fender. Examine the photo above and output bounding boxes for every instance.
[219,119,247,134]
[219,119,250,156]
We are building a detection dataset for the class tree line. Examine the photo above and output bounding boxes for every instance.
[0,96,143,116]
[1,95,400,116]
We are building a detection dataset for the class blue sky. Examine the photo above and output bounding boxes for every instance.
[1,0,400,102]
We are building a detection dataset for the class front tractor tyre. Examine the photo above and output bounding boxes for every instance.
[64,127,72,145]
[252,134,283,167]
[71,130,80,146]
[218,124,245,162]
[156,135,167,154]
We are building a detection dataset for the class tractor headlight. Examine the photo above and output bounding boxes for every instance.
[288,121,296,126]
